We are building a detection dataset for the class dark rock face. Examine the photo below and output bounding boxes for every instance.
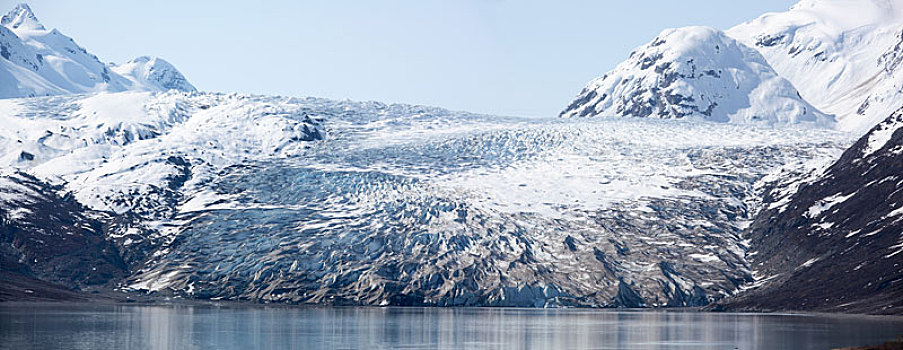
[0,271,90,302]
[0,172,127,290]
[720,108,903,315]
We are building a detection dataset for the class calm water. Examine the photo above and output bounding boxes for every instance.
[1,304,902,350]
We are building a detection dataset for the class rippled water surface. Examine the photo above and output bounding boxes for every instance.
[2,304,902,350]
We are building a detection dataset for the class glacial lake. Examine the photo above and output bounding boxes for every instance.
[2,304,902,350]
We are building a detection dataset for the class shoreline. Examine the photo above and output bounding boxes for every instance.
[4,272,901,318]
[3,298,903,322]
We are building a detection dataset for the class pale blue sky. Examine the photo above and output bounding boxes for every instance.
[6,1,796,117]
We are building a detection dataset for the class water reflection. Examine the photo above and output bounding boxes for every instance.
[1,304,902,350]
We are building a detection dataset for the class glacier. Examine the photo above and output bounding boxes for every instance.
[0,90,853,307]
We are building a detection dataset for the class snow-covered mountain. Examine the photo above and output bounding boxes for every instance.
[559,26,833,127]
[728,0,903,133]
[0,3,194,99]
[110,56,196,93]
[719,107,903,314]
[563,0,903,134]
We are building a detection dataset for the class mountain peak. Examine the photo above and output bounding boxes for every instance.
[559,25,833,127]
[0,2,196,98]
[111,56,197,93]
[1,3,44,31]
[128,56,154,64]
[791,0,902,10]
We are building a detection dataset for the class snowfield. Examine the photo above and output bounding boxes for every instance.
[728,0,903,133]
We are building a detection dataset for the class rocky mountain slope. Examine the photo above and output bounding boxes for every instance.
[559,26,832,127]
[728,0,903,133]
[0,172,126,290]
[719,107,903,315]
[0,4,194,98]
